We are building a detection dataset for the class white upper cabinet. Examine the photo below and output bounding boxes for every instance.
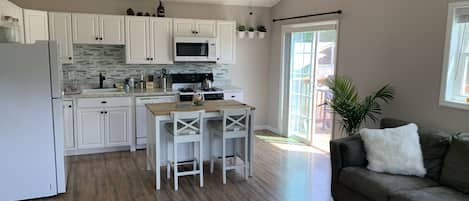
[196,20,216,37]
[216,20,236,64]
[125,16,173,64]
[99,15,125,44]
[72,13,99,44]
[23,9,49,44]
[125,16,151,64]
[49,12,73,64]
[72,13,124,44]
[150,18,173,64]
[173,19,216,37]
[0,0,24,43]
[173,19,195,37]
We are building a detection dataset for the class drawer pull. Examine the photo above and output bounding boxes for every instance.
[231,96,235,98]
[101,101,107,104]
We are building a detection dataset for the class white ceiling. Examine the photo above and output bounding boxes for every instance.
[164,0,281,7]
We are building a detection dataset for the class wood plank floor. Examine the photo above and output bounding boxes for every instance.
[35,131,332,201]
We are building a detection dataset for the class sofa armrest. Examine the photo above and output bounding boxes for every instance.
[330,135,367,197]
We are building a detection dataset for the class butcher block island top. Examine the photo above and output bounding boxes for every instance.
[145,100,256,116]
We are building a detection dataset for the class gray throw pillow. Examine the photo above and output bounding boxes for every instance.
[440,133,469,194]
[418,128,452,181]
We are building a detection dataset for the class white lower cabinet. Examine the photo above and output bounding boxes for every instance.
[224,89,244,102]
[76,97,131,150]
[105,107,129,146]
[63,100,75,150]
[77,108,105,149]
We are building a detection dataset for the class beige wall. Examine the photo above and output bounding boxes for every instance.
[11,0,272,126]
[13,0,469,133]
[269,0,469,134]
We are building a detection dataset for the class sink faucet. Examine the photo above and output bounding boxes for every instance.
[99,73,106,88]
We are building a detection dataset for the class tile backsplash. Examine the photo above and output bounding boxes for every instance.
[63,45,231,91]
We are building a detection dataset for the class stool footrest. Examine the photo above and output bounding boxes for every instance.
[177,170,201,177]
[169,159,198,167]
[226,164,247,170]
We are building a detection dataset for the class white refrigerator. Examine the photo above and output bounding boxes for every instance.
[0,41,66,200]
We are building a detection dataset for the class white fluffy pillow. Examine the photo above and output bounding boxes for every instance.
[359,123,426,177]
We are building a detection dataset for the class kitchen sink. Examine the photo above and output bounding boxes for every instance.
[81,88,126,95]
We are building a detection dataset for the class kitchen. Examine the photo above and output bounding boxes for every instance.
[0,0,271,200]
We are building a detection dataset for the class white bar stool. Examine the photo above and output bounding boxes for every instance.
[165,110,205,191]
[208,108,250,184]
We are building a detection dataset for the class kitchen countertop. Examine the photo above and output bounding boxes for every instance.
[64,85,243,99]
[64,88,178,99]
[146,100,255,116]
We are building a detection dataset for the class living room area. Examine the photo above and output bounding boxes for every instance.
[271,0,469,201]
[2,0,469,200]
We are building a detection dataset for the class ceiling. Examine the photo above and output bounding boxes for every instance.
[164,0,281,7]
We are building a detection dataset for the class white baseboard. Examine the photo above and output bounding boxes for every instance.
[65,146,131,156]
[254,125,280,134]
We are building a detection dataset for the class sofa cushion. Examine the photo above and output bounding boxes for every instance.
[340,167,438,201]
[380,118,452,181]
[418,129,452,181]
[440,134,469,194]
[380,118,409,129]
[340,135,367,167]
[390,186,469,201]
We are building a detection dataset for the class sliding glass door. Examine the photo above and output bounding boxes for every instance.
[288,32,315,140]
[285,23,337,152]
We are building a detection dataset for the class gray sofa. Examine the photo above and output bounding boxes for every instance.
[330,118,469,201]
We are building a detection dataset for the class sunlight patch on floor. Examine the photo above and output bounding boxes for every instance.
[256,132,325,154]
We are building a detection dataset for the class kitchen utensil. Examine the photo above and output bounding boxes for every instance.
[202,78,213,89]
[192,92,205,106]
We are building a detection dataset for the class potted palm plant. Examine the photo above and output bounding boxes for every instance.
[248,27,255,39]
[238,25,246,39]
[257,25,267,39]
[324,76,395,136]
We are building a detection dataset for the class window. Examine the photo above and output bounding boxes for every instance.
[441,2,469,109]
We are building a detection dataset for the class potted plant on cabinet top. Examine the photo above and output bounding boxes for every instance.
[257,25,267,39]
[323,76,395,136]
[238,25,246,39]
[248,27,255,39]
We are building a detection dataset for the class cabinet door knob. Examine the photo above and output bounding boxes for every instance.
[150,58,154,61]
[68,105,72,108]
[101,101,107,104]
[95,37,99,40]
[100,37,103,40]
[68,57,72,60]
[100,111,104,114]
[104,111,108,114]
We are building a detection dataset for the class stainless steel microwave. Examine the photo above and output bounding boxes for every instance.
[174,37,217,62]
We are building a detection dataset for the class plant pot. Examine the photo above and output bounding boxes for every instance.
[258,32,266,39]
[248,31,255,39]
[238,31,246,39]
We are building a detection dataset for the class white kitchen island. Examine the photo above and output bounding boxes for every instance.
[145,100,256,190]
